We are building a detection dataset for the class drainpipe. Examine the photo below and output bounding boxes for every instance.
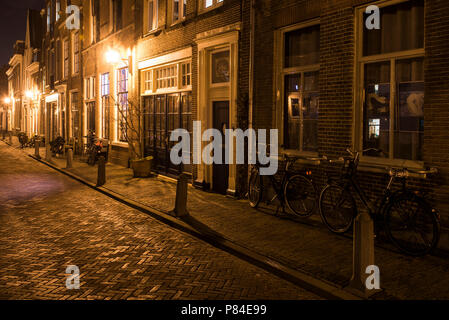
[248,0,255,131]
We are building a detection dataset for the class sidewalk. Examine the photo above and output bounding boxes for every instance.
[17,142,449,299]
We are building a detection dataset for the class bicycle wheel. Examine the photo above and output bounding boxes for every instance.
[248,169,263,208]
[385,192,440,256]
[319,184,356,233]
[284,174,317,217]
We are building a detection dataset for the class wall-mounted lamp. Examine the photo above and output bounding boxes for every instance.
[105,49,133,74]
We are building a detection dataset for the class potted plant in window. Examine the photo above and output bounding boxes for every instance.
[115,94,153,178]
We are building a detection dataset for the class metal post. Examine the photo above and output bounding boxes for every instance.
[66,148,73,169]
[346,211,380,298]
[45,143,51,162]
[8,132,12,145]
[34,139,41,159]
[172,173,189,217]
[97,156,106,186]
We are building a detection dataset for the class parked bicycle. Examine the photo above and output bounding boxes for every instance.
[50,136,65,155]
[319,148,440,256]
[248,154,323,217]
[17,132,28,148]
[84,131,108,166]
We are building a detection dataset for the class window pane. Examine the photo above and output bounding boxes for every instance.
[284,74,300,150]
[303,71,319,152]
[394,58,424,160]
[284,24,320,68]
[363,62,390,157]
[148,0,154,30]
[363,0,424,56]
[173,0,179,21]
[205,0,213,8]
[212,51,230,83]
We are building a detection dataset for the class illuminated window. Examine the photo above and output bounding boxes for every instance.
[359,0,424,160]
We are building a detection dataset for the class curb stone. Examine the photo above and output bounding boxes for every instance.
[26,152,365,300]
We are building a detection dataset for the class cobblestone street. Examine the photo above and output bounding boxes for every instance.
[0,142,320,300]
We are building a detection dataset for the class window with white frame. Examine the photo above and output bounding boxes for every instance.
[181,62,191,87]
[281,23,320,153]
[143,69,153,92]
[144,0,158,34]
[357,0,424,161]
[141,61,191,94]
[202,0,223,10]
[156,65,178,90]
[101,73,111,139]
[47,4,51,33]
[72,32,80,74]
[172,0,186,23]
[117,68,129,142]
[56,0,61,21]
[63,38,69,79]
[84,76,96,100]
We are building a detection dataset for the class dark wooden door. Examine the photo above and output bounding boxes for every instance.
[212,101,229,194]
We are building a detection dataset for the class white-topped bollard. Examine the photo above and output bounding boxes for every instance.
[96,156,106,186]
[66,148,73,169]
[34,139,41,159]
[171,173,189,217]
[45,143,51,162]
[346,211,381,298]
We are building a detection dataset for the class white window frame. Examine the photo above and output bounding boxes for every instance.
[200,0,223,12]
[63,38,69,79]
[116,67,129,143]
[275,20,320,156]
[170,0,187,24]
[354,0,425,168]
[144,0,158,34]
[140,60,192,96]
[72,32,80,75]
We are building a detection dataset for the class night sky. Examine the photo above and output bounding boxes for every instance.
[1,0,44,66]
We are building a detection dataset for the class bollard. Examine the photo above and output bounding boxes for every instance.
[97,156,106,186]
[66,148,73,169]
[45,144,51,162]
[34,139,41,159]
[171,173,189,217]
[346,211,380,298]
[2,130,4,140]
[8,133,12,145]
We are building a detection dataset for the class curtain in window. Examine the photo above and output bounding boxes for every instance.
[363,0,424,56]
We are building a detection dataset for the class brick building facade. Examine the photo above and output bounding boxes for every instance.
[251,0,449,249]
[4,0,449,248]
[41,0,83,147]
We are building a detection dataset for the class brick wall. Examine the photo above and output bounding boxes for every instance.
[252,0,449,250]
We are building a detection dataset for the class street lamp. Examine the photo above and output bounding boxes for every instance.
[4,97,11,104]
[105,48,133,74]
[105,49,122,64]
[26,91,34,99]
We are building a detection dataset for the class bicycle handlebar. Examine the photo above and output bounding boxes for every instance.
[388,167,438,177]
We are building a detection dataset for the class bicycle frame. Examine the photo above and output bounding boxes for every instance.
[338,161,408,223]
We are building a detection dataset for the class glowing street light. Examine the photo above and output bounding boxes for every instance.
[105,49,121,64]
[26,90,34,99]
[3,97,11,104]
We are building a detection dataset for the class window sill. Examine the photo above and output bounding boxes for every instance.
[198,3,224,16]
[357,157,432,179]
[280,149,321,165]
[142,27,163,38]
[111,141,129,148]
[169,18,187,28]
